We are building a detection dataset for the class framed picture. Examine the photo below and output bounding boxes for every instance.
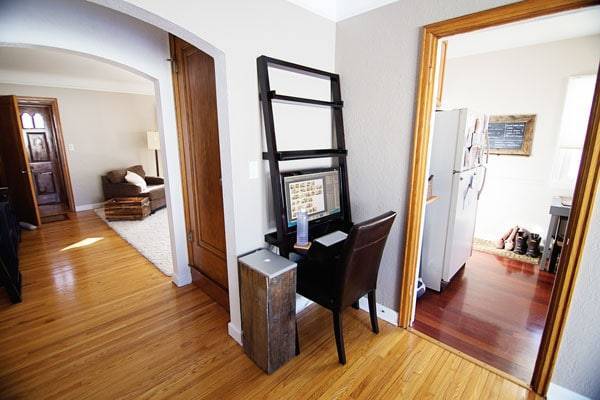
[487,114,536,156]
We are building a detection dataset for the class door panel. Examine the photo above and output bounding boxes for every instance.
[171,35,228,309]
[0,96,41,226]
[444,170,477,282]
[19,104,68,216]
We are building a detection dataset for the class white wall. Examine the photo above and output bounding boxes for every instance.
[336,1,600,397]
[335,0,514,309]
[0,83,158,207]
[443,35,600,242]
[101,0,337,251]
[0,0,337,342]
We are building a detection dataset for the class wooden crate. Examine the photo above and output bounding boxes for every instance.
[105,197,150,221]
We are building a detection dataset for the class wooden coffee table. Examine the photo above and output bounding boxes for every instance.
[104,197,151,221]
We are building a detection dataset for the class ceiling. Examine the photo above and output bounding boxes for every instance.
[0,46,154,95]
[446,6,600,59]
[285,0,399,22]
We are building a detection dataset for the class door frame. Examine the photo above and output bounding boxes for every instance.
[398,0,600,396]
[17,96,76,216]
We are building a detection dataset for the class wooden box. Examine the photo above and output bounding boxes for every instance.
[105,197,150,221]
[239,249,297,374]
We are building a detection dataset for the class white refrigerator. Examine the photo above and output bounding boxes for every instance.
[421,109,488,292]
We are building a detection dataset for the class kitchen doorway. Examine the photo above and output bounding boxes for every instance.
[399,1,600,397]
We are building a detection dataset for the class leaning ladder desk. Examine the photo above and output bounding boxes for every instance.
[257,56,353,257]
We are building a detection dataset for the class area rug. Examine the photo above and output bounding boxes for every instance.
[95,207,173,276]
[473,238,540,265]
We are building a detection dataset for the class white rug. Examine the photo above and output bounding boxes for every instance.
[95,207,173,276]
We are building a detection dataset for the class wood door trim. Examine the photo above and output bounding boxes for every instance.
[0,95,42,226]
[399,0,600,396]
[17,96,76,214]
[169,36,194,261]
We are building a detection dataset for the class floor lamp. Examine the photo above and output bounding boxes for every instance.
[146,131,161,177]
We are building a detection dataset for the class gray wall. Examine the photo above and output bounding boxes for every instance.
[335,0,512,310]
[552,188,600,398]
[336,1,599,397]
[0,83,157,207]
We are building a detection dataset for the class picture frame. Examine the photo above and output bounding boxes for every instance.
[487,114,536,156]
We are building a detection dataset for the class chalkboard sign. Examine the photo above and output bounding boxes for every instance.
[487,114,536,156]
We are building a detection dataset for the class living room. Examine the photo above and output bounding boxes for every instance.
[0,46,173,276]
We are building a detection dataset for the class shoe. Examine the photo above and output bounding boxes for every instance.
[504,226,519,251]
[526,233,541,258]
[514,228,529,255]
[496,227,514,249]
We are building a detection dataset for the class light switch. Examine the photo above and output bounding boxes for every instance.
[68,144,75,151]
[249,161,259,179]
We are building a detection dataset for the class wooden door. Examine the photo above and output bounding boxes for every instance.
[18,103,72,219]
[170,35,228,310]
[0,96,41,226]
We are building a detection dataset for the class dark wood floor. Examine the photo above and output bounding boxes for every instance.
[0,212,541,399]
[414,251,555,381]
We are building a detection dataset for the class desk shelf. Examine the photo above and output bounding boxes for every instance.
[258,55,352,256]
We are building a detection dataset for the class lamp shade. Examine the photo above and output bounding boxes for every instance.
[146,131,160,150]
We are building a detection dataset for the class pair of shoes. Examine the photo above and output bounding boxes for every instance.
[504,226,519,251]
[496,227,514,249]
[514,228,530,255]
[526,233,542,258]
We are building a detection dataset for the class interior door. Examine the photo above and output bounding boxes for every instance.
[0,96,41,226]
[19,104,70,218]
[170,35,228,309]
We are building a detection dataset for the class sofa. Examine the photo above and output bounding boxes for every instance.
[101,165,166,212]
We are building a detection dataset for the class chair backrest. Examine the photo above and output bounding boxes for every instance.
[334,211,396,309]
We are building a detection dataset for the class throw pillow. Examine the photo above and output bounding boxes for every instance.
[125,170,147,192]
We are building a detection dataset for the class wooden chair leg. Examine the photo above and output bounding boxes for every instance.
[332,311,346,365]
[351,301,359,309]
[368,290,379,334]
[295,319,300,355]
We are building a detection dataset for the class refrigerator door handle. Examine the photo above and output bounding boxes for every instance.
[477,166,487,200]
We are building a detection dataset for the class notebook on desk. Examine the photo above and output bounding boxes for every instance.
[314,230,348,247]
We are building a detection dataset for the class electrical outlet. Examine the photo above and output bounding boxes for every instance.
[68,144,75,151]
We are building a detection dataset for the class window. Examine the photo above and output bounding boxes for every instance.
[21,112,33,129]
[552,74,596,191]
[33,113,45,128]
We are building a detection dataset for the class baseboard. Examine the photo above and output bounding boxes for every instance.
[190,267,229,312]
[547,383,590,400]
[75,202,104,212]
[358,296,398,326]
[228,322,242,345]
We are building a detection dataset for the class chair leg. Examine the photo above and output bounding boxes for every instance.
[351,301,359,309]
[332,311,346,365]
[368,290,379,334]
[295,319,300,355]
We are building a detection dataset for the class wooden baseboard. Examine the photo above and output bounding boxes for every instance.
[190,266,229,312]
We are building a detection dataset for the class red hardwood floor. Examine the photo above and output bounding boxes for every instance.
[413,250,555,381]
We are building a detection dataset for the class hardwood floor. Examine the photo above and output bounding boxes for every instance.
[414,250,555,382]
[0,212,541,399]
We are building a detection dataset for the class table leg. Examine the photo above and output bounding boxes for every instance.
[540,215,558,270]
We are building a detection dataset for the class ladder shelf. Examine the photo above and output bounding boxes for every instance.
[257,55,352,256]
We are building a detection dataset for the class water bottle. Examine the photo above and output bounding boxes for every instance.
[296,208,309,245]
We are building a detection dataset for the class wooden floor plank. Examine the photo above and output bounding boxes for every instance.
[0,212,542,399]
[414,251,554,381]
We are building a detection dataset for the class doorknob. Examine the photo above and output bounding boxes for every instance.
[20,170,27,174]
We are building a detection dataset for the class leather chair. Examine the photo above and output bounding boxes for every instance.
[296,211,396,364]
